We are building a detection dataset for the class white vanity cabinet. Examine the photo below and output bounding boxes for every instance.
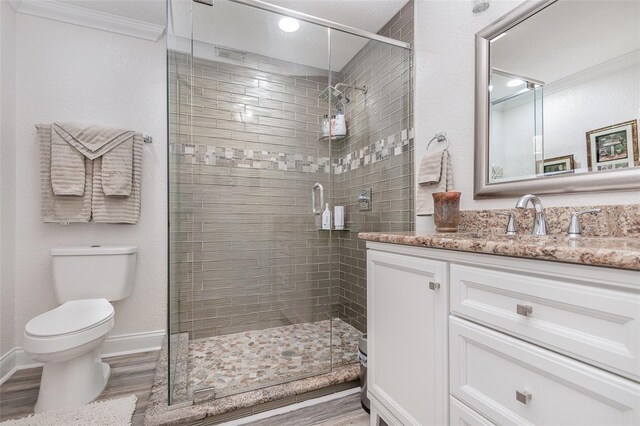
[366,249,449,426]
[366,242,640,426]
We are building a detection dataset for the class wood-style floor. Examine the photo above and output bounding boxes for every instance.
[247,393,369,426]
[0,350,370,426]
[0,351,159,425]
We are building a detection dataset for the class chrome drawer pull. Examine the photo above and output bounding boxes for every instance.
[429,281,440,290]
[516,390,532,405]
[516,304,533,317]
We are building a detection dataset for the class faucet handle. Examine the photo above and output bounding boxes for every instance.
[567,208,602,237]
[496,212,517,236]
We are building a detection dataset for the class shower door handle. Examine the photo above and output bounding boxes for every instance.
[312,183,324,215]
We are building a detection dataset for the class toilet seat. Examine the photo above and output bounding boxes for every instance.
[23,299,115,357]
[26,299,114,337]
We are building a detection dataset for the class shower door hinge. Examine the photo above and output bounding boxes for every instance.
[194,0,213,6]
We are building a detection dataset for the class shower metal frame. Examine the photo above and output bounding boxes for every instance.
[168,0,413,406]
[199,0,411,50]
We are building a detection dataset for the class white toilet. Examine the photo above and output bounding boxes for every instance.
[23,245,138,413]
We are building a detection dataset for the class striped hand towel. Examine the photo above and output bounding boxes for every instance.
[39,123,143,224]
[416,149,454,216]
[91,133,143,224]
[38,124,93,223]
[53,122,134,196]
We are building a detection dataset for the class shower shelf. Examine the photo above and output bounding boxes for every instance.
[318,228,351,231]
[319,135,346,141]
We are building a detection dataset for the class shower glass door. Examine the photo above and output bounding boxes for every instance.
[168,0,339,403]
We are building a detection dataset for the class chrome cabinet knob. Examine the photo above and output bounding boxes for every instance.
[516,304,533,317]
[429,281,441,290]
[516,390,532,405]
[567,208,601,237]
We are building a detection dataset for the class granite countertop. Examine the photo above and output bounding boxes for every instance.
[358,231,640,271]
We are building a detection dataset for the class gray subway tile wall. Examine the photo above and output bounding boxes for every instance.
[169,49,338,340]
[168,0,414,340]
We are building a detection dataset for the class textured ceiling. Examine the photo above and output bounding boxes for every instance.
[59,0,407,34]
[58,0,408,70]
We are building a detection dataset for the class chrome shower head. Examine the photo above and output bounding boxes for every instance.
[319,86,350,108]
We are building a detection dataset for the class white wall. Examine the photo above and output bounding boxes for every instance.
[0,0,17,357]
[414,0,640,233]
[9,13,167,350]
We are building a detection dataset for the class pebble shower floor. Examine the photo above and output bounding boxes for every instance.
[188,319,362,399]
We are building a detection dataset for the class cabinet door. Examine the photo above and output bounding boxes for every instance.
[367,249,448,425]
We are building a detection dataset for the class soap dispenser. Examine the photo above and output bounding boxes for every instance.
[322,203,331,230]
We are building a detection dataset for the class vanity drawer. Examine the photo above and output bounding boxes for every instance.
[450,396,495,426]
[450,317,640,425]
[450,263,640,381]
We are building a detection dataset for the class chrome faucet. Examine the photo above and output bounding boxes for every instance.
[515,194,548,235]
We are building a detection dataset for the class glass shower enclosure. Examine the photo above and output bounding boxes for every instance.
[167,0,412,406]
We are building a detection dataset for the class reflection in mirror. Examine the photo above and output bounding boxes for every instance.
[489,69,543,182]
[488,0,640,184]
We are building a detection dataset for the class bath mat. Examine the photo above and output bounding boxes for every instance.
[1,394,137,426]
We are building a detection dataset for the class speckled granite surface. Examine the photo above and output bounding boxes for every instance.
[359,232,640,271]
[458,204,640,237]
[360,204,640,271]
[144,327,360,426]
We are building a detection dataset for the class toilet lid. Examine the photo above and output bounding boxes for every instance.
[25,299,114,337]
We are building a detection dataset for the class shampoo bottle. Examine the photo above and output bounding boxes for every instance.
[335,110,347,136]
[322,203,331,230]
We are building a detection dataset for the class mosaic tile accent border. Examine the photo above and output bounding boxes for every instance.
[335,128,414,174]
[170,128,413,175]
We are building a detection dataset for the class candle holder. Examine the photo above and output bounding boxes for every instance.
[433,191,461,232]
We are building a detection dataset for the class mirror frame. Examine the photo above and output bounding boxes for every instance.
[474,0,640,199]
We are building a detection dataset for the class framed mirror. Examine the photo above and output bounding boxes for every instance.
[474,0,640,198]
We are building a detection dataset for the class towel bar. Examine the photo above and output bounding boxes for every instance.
[426,132,448,153]
[34,125,153,144]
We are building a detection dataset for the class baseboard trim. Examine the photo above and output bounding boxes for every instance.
[0,329,165,385]
[0,347,19,386]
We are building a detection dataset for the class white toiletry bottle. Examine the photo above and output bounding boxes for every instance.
[322,203,331,230]
[335,110,346,136]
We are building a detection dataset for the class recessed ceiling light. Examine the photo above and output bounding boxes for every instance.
[507,79,525,87]
[472,0,490,14]
[279,17,299,33]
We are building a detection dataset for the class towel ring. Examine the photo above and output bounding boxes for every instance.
[426,132,448,153]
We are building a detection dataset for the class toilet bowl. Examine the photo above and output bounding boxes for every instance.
[23,299,115,413]
[23,245,137,413]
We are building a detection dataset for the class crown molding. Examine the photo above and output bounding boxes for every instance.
[7,0,165,42]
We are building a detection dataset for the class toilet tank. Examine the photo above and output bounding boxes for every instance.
[50,245,138,303]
